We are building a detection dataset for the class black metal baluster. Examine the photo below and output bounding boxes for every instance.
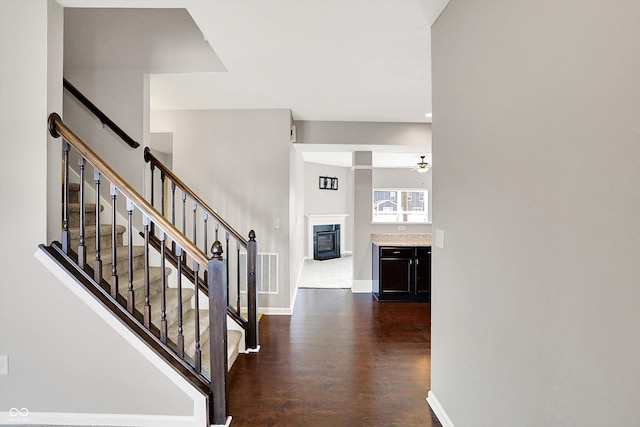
[149,163,155,236]
[160,229,168,343]
[171,182,176,253]
[181,191,187,269]
[143,215,151,329]
[126,199,135,313]
[62,141,70,254]
[225,232,230,309]
[171,181,176,225]
[94,170,102,282]
[215,223,219,242]
[110,184,119,299]
[203,212,208,257]
[161,171,166,218]
[77,156,86,268]
[236,241,241,315]
[176,246,185,358]
[150,163,155,207]
[182,190,187,236]
[193,261,201,372]
[203,213,209,297]
[192,201,198,247]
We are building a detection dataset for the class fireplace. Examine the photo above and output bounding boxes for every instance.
[313,224,341,260]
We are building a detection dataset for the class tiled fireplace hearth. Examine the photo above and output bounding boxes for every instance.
[305,214,348,259]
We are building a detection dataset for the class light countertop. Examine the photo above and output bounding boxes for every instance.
[371,233,432,247]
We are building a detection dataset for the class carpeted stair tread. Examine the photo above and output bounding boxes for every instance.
[69,224,126,249]
[180,308,210,353]
[68,182,80,203]
[196,329,243,372]
[116,265,168,291]
[140,287,195,327]
[179,308,243,371]
[69,223,127,236]
[67,202,98,213]
[86,245,147,279]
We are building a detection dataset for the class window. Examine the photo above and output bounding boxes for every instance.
[372,189,428,223]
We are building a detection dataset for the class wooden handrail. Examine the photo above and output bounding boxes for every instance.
[144,147,248,247]
[48,113,208,267]
[63,79,140,149]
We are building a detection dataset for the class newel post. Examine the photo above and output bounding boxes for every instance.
[246,230,259,350]
[208,241,229,425]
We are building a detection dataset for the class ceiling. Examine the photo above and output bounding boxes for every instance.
[59,0,449,168]
[150,0,448,124]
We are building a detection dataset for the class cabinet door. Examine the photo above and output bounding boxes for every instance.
[379,257,412,293]
[415,247,431,295]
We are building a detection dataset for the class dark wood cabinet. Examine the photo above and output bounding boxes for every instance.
[372,244,431,301]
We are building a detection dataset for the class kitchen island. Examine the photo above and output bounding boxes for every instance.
[372,233,432,301]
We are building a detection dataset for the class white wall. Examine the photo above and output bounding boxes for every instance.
[431,1,640,426]
[304,162,352,256]
[304,162,350,216]
[0,0,193,419]
[151,109,295,310]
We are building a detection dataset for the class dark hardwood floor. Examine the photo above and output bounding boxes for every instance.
[228,289,441,426]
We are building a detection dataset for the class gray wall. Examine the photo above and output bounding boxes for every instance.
[0,0,192,416]
[295,120,431,147]
[63,7,223,195]
[289,142,306,298]
[352,152,373,283]
[151,109,296,310]
[431,1,640,426]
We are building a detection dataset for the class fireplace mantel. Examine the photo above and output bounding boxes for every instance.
[305,214,348,259]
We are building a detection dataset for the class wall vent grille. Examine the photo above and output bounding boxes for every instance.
[240,252,279,294]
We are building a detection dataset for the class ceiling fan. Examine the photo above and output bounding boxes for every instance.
[411,155,431,173]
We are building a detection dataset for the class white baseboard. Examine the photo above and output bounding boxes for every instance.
[427,390,455,427]
[290,284,299,314]
[0,411,203,427]
[351,279,372,293]
[259,307,293,315]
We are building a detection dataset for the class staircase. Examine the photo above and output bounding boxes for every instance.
[67,182,243,369]
[42,112,259,426]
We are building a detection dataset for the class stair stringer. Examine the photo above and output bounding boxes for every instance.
[34,248,214,427]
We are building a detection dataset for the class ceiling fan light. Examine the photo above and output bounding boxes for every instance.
[417,167,429,173]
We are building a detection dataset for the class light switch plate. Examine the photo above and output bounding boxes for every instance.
[0,355,8,375]
[435,229,445,249]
